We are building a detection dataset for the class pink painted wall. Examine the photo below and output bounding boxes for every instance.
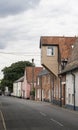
[22,69,30,99]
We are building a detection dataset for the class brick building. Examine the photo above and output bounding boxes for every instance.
[36,69,54,102]
[40,36,77,105]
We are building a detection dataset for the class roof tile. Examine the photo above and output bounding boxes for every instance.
[60,38,78,73]
[40,36,77,59]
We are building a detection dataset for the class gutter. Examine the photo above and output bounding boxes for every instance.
[71,72,76,110]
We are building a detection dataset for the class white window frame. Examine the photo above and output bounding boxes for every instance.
[47,46,55,56]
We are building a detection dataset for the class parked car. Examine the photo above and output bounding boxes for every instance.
[4,91,11,96]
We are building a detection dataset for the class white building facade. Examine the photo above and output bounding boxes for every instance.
[13,76,24,98]
[66,71,78,110]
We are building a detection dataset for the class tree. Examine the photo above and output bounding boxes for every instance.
[1,61,33,92]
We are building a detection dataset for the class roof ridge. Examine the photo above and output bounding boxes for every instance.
[40,36,77,38]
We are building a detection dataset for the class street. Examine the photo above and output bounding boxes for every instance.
[0,96,78,130]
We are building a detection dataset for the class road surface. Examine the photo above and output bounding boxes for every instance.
[0,96,78,130]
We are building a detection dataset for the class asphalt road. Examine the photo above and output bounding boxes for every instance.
[0,96,78,130]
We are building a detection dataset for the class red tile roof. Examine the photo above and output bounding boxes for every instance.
[60,38,78,74]
[25,67,43,83]
[40,36,77,59]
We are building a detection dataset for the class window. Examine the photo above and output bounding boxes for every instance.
[68,94,71,103]
[47,46,55,56]
[72,94,74,104]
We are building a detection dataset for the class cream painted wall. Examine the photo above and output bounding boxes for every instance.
[41,46,58,76]
[66,71,78,106]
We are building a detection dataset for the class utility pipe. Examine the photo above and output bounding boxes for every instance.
[71,72,76,111]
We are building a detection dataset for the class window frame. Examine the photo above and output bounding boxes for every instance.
[47,46,55,56]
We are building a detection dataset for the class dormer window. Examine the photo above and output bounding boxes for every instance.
[47,46,55,56]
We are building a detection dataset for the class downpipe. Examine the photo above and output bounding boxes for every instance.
[71,72,76,111]
[59,75,62,107]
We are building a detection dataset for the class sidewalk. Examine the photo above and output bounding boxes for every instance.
[0,110,4,130]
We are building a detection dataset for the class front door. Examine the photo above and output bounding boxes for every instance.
[62,84,65,105]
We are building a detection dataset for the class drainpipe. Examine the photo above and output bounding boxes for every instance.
[59,75,62,107]
[71,72,76,111]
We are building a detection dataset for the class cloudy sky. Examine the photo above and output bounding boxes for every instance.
[0,0,78,78]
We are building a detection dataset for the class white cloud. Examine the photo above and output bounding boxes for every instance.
[0,0,40,17]
[0,0,78,78]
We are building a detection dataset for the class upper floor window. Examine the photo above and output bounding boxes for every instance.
[47,46,55,56]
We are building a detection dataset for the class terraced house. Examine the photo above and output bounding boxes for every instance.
[40,36,77,106]
[22,67,43,99]
[36,69,53,102]
[60,38,78,110]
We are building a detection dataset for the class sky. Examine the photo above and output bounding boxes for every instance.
[0,0,78,79]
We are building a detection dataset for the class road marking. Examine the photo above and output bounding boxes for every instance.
[0,110,7,130]
[0,102,7,130]
[40,112,46,117]
[51,118,63,127]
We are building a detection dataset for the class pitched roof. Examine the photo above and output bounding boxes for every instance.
[60,38,78,74]
[38,69,50,76]
[25,67,43,83]
[14,76,24,83]
[40,36,77,59]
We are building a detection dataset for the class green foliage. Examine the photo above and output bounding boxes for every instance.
[1,61,33,92]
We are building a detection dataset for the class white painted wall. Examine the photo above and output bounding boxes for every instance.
[66,71,78,107]
[13,82,22,97]
[75,71,78,106]
[13,83,18,96]
[17,82,22,97]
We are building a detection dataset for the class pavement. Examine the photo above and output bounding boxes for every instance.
[0,110,4,130]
